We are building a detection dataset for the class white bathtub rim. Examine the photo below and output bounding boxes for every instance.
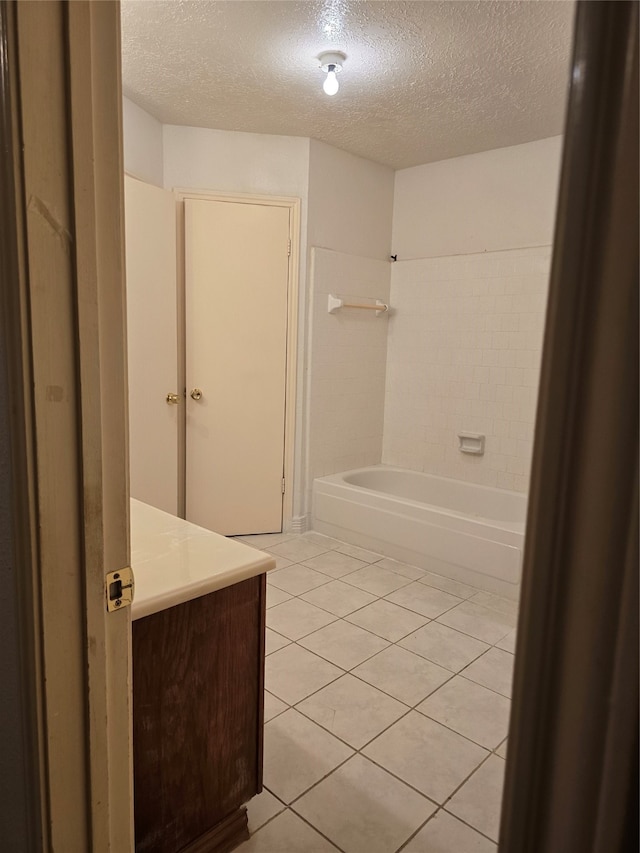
[315,467,526,538]
[312,464,525,600]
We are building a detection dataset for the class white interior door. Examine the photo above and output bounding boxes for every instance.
[185,199,290,535]
[125,175,179,514]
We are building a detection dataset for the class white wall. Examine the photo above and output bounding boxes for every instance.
[163,125,310,198]
[305,142,394,516]
[122,97,164,187]
[392,137,563,259]
[308,249,390,482]
[307,139,395,261]
[383,137,562,493]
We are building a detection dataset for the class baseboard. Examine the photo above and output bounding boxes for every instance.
[287,514,309,534]
[180,806,248,853]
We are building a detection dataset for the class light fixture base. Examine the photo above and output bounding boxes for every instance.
[318,51,347,73]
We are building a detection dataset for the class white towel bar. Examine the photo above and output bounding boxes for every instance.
[328,294,389,315]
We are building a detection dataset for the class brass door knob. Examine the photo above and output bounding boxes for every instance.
[190,388,203,401]
[166,393,179,405]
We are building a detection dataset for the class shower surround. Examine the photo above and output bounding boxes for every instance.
[382,246,551,493]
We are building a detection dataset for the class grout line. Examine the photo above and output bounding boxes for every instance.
[287,808,347,852]
[457,670,513,700]
[251,796,346,852]
[431,614,515,647]
[393,750,503,851]
[348,662,458,709]
[291,682,413,752]
[271,650,500,801]
[395,242,552,263]
[265,656,348,707]
[412,704,507,752]
[258,534,515,848]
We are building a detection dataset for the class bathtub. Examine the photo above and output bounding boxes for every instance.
[312,466,526,599]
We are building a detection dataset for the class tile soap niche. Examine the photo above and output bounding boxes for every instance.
[458,433,485,456]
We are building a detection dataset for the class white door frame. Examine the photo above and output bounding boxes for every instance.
[175,189,300,531]
[5,1,133,850]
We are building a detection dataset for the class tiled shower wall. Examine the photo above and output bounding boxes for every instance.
[308,248,391,485]
[382,246,551,492]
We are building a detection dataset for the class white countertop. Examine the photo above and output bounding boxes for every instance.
[130,499,276,620]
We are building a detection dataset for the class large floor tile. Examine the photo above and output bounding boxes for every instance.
[265,644,343,705]
[386,582,462,619]
[302,532,343,549]
[345,599,428,642]
[363,711,487,804]
[296,674,407,749]
[266,585,293,609]
[403,810,497,852]
[299,620,389,670]
[446,755,506,842]
[302,551,369,579]
[400,622,489,672]
[496,739,508,759]
[416,676,511,749]
[301,580,377,617]
[342,564,412,596]
[461,647,515,698]
[264,691,288,722]
[267,598,336,641]
[336,542,382,563]
[265,628,290,656]
[469,591,520,619]
[373,557,426,580]
[266,554,294,570]
[353,645,452,707]
[263,709,353,803]
[268,564,331,596]
[437,601,516,644]
[295,754,436,853]
[495,629,517,653]
[417,571,481,600]
[237,808,339,852]
[246,788,285,834]
[269,538,333,563]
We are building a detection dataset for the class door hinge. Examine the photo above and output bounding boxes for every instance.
[281,477,286,494]
[106,567,135,613]
[287,239,291,257]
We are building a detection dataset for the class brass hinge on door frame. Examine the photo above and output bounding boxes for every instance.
[287,239,291,257]
[106,567,135,612]
[281,478,286,494]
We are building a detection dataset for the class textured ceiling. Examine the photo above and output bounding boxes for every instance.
[121,0,574,170]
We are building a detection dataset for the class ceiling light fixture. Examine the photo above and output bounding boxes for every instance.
[318,51,346,96]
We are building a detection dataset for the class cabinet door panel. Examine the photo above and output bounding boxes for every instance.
[133,576,265,853]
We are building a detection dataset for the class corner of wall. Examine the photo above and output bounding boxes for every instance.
[122,96,164,188]
[391,135,563,259]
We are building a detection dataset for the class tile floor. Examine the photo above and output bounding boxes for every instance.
[235,531,519,853]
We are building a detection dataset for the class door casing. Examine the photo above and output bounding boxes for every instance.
[2,1,133,850]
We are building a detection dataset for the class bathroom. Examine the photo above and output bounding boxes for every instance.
[121,1,568,851]
[2,1,636,851]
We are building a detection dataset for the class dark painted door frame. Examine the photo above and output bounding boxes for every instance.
[500,2,638,851]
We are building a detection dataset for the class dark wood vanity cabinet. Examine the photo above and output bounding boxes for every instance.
[133,574,266,853]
